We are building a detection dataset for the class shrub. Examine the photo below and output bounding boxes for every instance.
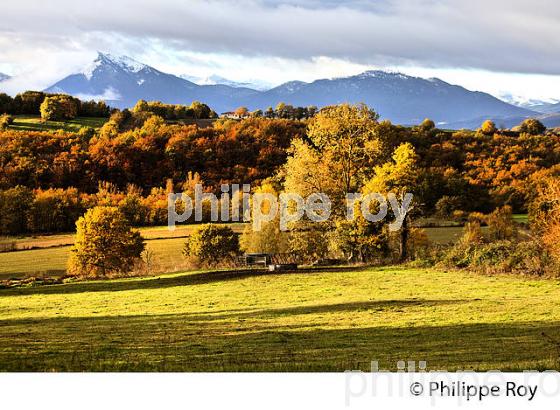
[485,206,517,241]
[518,118,546,135]
[183,224,239,266]
[529,176,560,263]
[77,126,96,140]
[440,242,477,268]
[328,217,389,263]
[40,95,78,121]
[480,120,497,135]
[470,241,514,270]
[440,234,557,277]
[406,227,431,260]
[460,221,484,246]
[435,196,463,218]
[440,221,498,270]
[507,240,551,276]
[67,207,145,278]
[288,222,331,264]
[0,114,14,130]
[542,219,560,264]
[468,212,486,225]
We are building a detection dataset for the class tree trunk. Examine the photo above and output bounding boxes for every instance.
[399,216,409,262]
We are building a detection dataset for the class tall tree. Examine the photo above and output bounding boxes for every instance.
[364,143,420,261]
[306,104,380,195]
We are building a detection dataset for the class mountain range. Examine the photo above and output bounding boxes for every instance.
[10,52,559,129]
[180,74,272,91]
[45,53,261,112]
[499,94,560,114]
[531,101,560,114]
[250,72,539,127]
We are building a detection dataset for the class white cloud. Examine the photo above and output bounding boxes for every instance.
[74,87,122,102]
[1,0,560,100]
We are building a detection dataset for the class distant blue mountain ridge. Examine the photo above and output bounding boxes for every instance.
[40,52,557,129]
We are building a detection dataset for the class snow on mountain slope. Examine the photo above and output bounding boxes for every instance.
[44,53,537,127]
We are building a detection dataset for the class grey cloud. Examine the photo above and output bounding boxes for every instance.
[1,0,560,75]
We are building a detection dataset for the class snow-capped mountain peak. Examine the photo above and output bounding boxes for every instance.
[352,70,412,81]
[498,93,560,114]
[278,80,307,92]
[82,52,150,80]
[45,52,260,110]
[97,52,147,73]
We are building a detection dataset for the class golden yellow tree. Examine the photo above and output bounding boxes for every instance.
[240,181,290,254]
[284,104,381,217]
[530,176,560,262]
[364,143,419,261]
[282,104,382,262]
[67,207,145,277]
[306,103,380,194]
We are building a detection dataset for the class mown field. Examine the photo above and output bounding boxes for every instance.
[0,224,246,279]
[0,223,504,279]
[7,115,107,132]
[0,266,559,371]
[0,224,461,279]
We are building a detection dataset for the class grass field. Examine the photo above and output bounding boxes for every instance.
[0,236,205,279]
[0,237,190,279]
[0,224,498,279]
[0,224,246,279]
[0,266,559,371]
[513,214,529,224]
[0,224,454,279]
[0,223,246,250]
[8,115,107,132]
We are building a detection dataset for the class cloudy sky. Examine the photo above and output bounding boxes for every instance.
[1,0,560,102]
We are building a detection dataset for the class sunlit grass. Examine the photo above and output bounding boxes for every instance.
[0,237,188,278]
[8,115,107,132]
[0,223,247,278]
[0,266,559,371]
[0,223,245,249]
[1,223,461,279]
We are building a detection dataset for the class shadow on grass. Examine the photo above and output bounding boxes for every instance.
[180,299,469,321]
[0,266,372,297]
[0,310,559,371]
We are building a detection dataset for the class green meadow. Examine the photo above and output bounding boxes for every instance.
[8,115,107,132]
[0,266,559,371]
[0,224,472,279]
[0,224,246,279]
